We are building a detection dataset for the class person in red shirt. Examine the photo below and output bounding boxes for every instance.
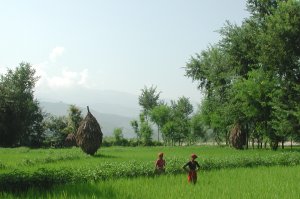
[183,154,200,184]
[155,152,166,174]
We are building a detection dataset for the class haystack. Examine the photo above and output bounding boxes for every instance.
[64,133,77,147]
[76,106,103,155]
[229,123,246,149]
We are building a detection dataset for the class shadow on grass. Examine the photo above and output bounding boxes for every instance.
[93,153,118,158]
[279,148,300,153]
[272,145,300,153]
[3,183,120,199]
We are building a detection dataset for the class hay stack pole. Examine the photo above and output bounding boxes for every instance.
[76,106,103,155]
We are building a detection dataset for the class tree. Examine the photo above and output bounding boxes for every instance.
[185,0,300,150]
[190,112,206,144]
[138,85,161,121]
[149,104,171,142]
[161,121,176,145]
[130,120,140,142]
[113,127,124,144]
[140,121,153,145]
[67,105,83,134]
[170,97,193,145]
[0,62,44,147]
[43,115,69,147]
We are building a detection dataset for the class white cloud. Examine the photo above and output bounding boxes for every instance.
[49,46,65,62]
[78,69,88,86]
[34,48,91,90]
[46,69,90,89]
[32,62,49,87]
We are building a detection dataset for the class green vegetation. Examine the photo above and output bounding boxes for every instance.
[2,166,299,199]
[0,63,44,147]
[0,146,299,192]
[1,1,300,197]
[2,2,300,149]
[185,0,300,149]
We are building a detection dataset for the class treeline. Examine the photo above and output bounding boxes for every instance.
[0,63,204,148]
[2,1,300,149]
[185,0,300,150]
[127,86,207,146]
[102,85,207,147]
[0,63,84,147]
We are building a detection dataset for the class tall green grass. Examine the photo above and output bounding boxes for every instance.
[1,146,299,172]
[2,166,299,199]
[0,146,299,192]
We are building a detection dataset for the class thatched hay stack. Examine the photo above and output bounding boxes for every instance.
[229,123,246,149]
[64,133,77,147]
[76,106,103,155]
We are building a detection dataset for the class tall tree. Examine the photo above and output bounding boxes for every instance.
[140,121,153,145]
[113,127,124,145]
[130,120,140,142]
[0,63,44,147]
[149,104,171,142]
[138,85,161,121]
[190,111,206,144]
[170,97,193,145]
[185,0,300,150]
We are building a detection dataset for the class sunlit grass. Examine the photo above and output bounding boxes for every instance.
[2,166,299,199]
[1,145,299,172]
[0,146,299,193]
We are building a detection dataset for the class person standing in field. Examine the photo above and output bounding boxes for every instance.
[183,154,200,184]
[155,152,166,174]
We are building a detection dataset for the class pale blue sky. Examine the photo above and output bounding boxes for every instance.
[0,0,249,103]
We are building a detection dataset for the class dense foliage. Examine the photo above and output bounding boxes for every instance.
[133,85,203,146]
[185,0,300,149]
[0,63,44,147]
[0,63,84,148]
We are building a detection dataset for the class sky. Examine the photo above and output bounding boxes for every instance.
[0,0,249,103]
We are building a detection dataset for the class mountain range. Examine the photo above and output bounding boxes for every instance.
[37,89,199,138]
[40,101,137,138]
[37,89,142,138]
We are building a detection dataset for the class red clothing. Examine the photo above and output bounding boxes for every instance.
[156,159,165,169]
[188,170,197,183]
[183,160,200,183]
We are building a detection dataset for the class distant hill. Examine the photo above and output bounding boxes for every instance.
[40,101,136,138]
[37,89,199,139]
[36,89,141,118]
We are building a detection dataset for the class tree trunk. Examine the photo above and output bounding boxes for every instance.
[157,126,160,142]
[245,125,249,149]
[291,138,293,149]
[264,141,267,149]
[252,138,254,149]
[281,140,284,149]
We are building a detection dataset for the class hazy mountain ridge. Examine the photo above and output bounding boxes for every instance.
[40,101,136,138]
[36,89,141,118]
[37,89,199,138]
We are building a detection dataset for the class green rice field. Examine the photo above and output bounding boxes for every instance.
[0,146,299,198]
[1,166,299,199]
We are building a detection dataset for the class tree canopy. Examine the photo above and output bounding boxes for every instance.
[185,0,300,149]
[0,63,44,147]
